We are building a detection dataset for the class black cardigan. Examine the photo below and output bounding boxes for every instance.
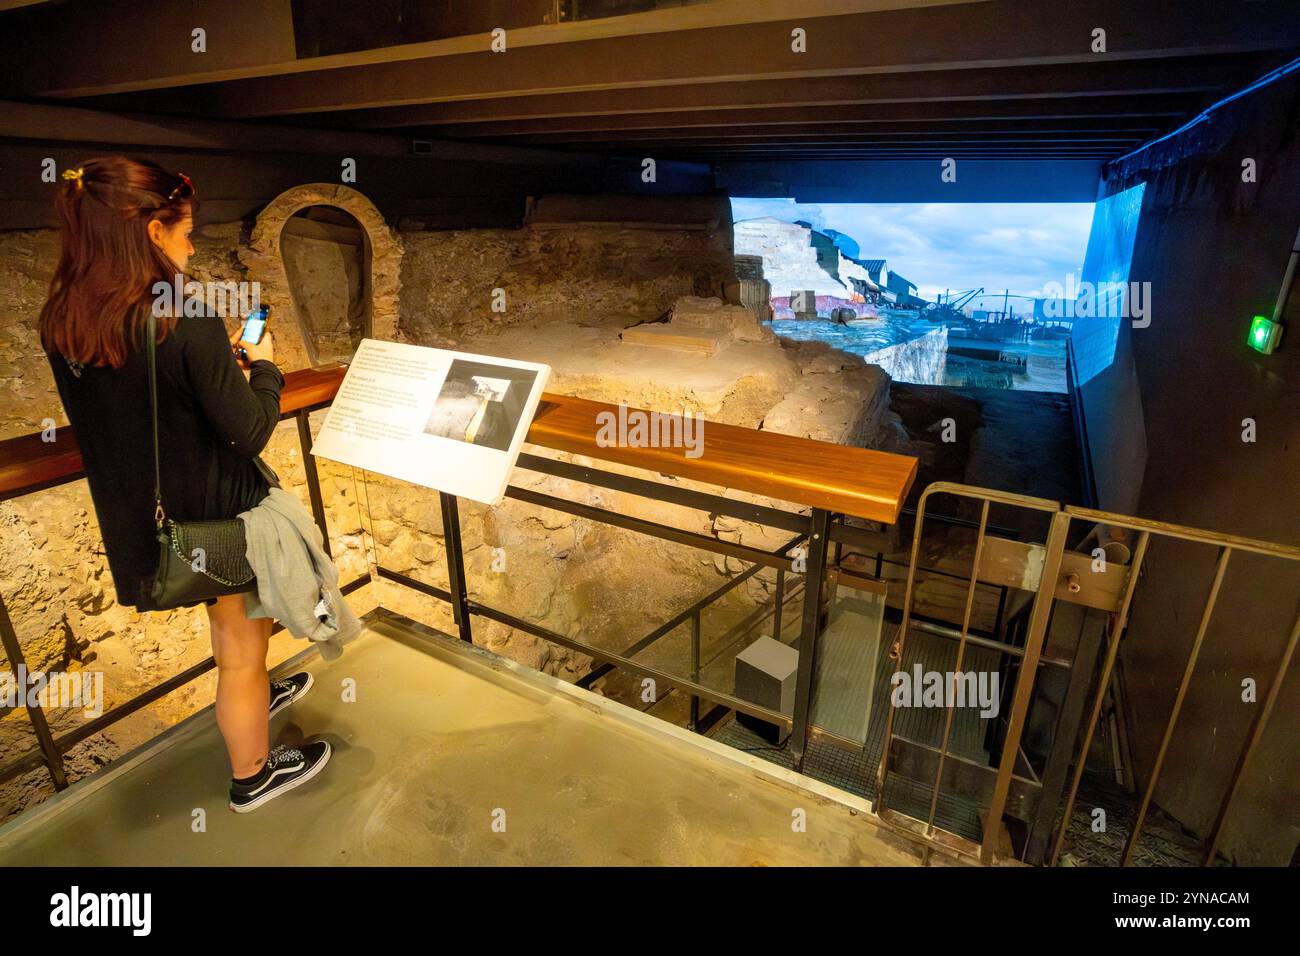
[47,314,286,611]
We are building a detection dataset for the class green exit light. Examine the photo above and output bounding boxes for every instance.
[1247,315,1282,354]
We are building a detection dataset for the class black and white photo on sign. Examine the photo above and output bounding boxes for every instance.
[423,359,539,453]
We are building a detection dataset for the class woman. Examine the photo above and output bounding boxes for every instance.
[40,156,331,812]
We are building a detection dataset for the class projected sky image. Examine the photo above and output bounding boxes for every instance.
[730,197,1095,305]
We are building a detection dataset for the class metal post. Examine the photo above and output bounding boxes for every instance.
[981,510,1071,863]
[690,610,701,732]
[876,492,935,808]
[926,500,990,834]
[789,508,831,773]
[1269,222,1300,323]
[1120,546,1231,866]
[439,492,473,643]
[295,410,331,559]
[0,589,68,790]
[1024,611,1104,864]
[772,569,785,641]
[1050,531,1151,865]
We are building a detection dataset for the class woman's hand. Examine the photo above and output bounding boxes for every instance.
[232,330,275,369]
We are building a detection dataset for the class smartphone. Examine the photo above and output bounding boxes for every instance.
[240,306,269,345]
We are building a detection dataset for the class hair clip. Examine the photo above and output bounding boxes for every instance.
[61,167,85,190]
[167,172,194,202]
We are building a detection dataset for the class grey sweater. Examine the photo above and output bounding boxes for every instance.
[238,486,360,661]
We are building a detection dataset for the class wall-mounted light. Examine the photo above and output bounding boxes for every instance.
[1247,314,1283,354]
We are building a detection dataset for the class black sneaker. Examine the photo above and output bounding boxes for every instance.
[269,672,314,718]
[228,741,332,813]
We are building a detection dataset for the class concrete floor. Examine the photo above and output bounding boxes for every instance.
[0,610,926,866]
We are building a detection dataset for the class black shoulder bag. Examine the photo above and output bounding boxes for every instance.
[146,312,270,610]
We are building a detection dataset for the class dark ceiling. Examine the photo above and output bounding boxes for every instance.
[3,0,1299,165]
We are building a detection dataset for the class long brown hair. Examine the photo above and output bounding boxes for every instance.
[39,156,199,369]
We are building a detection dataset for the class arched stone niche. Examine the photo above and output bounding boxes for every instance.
[242,184,403,370]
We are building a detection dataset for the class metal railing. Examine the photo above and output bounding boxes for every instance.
[367,459,829,761]
[875,481,1300,865]
[1051,505,1300,867]
[6,390,1295,868]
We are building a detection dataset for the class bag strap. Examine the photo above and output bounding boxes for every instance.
[146,312,165,530]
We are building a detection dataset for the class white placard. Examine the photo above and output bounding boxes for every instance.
[311,339,551,506]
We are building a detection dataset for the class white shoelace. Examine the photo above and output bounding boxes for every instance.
[268,744,303,766]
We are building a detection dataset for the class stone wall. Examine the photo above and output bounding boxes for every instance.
[862,327,949,384]
[733,217,851,299]
[280,229,365,364]
[398,222,734,343]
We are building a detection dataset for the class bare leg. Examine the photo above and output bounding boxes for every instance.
[206,593,273,778]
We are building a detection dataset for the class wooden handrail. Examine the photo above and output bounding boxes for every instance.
[0,363,350,503]
[529,392,915,522]
[1,362,918,522]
